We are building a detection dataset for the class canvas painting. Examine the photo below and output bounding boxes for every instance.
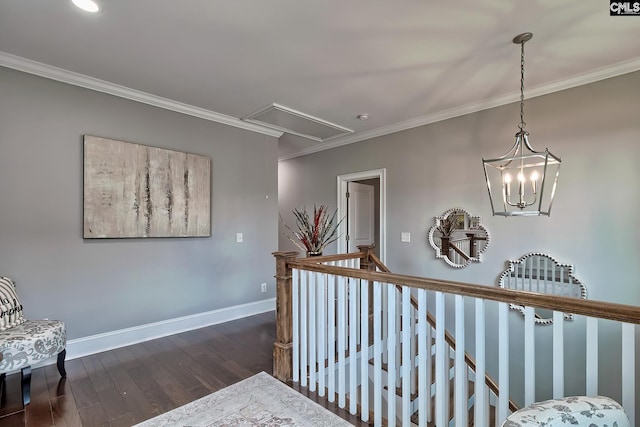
[83,135,211,238]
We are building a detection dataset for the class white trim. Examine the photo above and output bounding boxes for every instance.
[65,298,275,360]
[337,168,386,263]
[280,57,640,160]
[5,50,638,161]
[0,52,283,138]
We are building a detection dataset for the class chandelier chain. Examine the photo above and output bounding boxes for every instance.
[519,40,526,131]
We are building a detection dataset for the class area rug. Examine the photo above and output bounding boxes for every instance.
[134,372,354,426]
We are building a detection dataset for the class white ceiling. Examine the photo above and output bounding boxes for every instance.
[1,1,639,160]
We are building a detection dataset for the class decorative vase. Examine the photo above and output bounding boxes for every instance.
[307,251,323,257]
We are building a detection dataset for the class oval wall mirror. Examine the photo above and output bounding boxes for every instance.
[428,208,489,268]
[498,253,587,324]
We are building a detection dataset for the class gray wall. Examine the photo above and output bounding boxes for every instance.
[279,71,640,409]
[0,67,279,340]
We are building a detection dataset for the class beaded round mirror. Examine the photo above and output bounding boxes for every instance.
[428,208,489,268]
[498,253,587,324]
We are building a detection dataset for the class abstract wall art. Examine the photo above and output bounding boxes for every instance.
[83,135,211,238]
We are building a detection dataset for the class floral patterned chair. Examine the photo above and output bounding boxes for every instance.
[502,395,630,427]
[0,277,66,406]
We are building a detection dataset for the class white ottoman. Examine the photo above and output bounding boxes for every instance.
[502,395,630,427]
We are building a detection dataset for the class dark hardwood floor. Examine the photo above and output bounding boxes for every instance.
[0,311,368,426]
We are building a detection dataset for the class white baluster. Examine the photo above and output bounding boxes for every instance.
[360,278,370,423]
[586,317,598,396]
[552,310,564,398]
[411,304,417,397]
[382,282,388,365]
[417,289,428,427]
[622,322,635,424]
[475,298,487,427]
[524,305,535,406]
[455,295,467,426]
[387,284,397,424]
[347,258,360,346]
[374,281,383,427]
[548,257,554,296]
[498,302,510,425]
[300,270,308,387]
[337,275,347,408]
[349,277,358,414]
[396,291,402,389]
[318,273,326,397]
[426,312,432,423]
[435,292,447,427]
[293,269,300,383]
[402,286,411,426]
[527,256,533,292]
[327,274,336,402]
[309,272,317,392]
[356,268,361,344]
[536,255,541,293]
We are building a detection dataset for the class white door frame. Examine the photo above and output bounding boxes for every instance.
[337,168,386,263]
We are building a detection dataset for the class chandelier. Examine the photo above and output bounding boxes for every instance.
[482,33,561,217]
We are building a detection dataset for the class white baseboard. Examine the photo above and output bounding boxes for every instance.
[66,298,276,360]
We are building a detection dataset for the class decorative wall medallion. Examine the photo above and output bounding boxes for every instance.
[498,253,587,324]
[428,208,489,268]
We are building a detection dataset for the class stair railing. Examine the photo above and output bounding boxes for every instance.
[368,251,519,419]
[273,247,640,426]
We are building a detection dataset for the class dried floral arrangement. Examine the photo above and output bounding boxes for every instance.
[436,214,464,237]
[282,205,342,254]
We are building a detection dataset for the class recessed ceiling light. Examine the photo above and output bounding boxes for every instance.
[357,114,369,121]
[72,0,100,13]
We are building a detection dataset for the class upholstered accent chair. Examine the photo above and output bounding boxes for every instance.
[0,277,66,406]
[502,395,630,427]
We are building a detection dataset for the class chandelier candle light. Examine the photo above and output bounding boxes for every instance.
[482,32,561,217]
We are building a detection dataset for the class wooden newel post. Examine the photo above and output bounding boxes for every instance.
[440,236,451,257]
[357,244,376,271]
[272,251,299,383]
[466,233,477,258]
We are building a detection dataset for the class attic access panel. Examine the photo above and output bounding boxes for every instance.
[242,103,354,142]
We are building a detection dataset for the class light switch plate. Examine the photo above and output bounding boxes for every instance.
[401,232,411,242]
[236,232,243,243]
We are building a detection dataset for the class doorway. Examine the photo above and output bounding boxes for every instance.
[337,169,386,262]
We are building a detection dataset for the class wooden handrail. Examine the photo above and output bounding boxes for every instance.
[449,243,470,261]
[295,252,362,263]
[369,252,388,273]
[287,260,640,324]
[368,252,518,412]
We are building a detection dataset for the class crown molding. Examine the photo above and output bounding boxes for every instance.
[279,57,640,161]
[2,50,638,155]
[0,51,283,138]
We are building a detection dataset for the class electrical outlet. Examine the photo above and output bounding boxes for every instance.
[401,232,411,242]
[261,283,267,293]
[236,232,243,243]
